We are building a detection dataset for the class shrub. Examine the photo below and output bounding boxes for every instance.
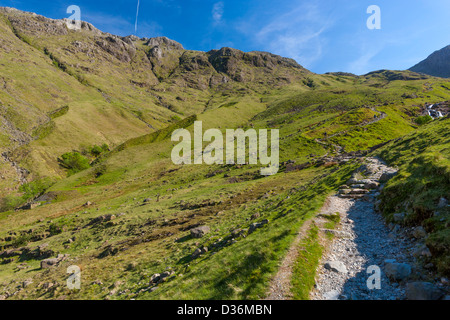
[415,115,433,125]
[58,152,91,176]
[12,233,31,248]
[81,144,110,157]
[49,223,62,236]
[303,78,317,88]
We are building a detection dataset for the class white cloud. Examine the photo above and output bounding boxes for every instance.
[212,2,224,24]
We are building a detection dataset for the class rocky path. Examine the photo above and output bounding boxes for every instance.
[310,157,446,300]
[266,157,448,300]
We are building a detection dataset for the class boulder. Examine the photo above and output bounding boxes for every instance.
[23,279,33,288]
[412,226,427,239]
[150,273,161,283]
[406,282,444,300]
[437,197,448,208]
[248,219,269,235]
[40,254,69,269]
[191,248,202,259]
[379,172,397,182]
[338,189,351,195]
[364,181,379,190]
[349,189,369,195]
[385,262,411,281]
[40,258,59,269]
[157,271,174,283]
[339,194,365,199]
[190,226,210,238]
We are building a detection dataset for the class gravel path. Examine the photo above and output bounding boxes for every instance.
[311,157,418,300]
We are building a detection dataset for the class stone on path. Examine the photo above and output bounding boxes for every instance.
[324,261,348,274]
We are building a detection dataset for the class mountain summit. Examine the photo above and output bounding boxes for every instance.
[409,45,450,78]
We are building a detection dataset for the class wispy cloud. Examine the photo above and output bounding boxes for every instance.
[252,2,334,68]
[212,2,224,25]
[347,48,383,75]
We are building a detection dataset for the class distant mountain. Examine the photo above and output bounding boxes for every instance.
[409,45,450,78]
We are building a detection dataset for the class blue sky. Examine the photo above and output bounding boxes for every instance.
[3,0,450,74]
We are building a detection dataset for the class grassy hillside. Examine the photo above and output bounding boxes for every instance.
[0,7,313,202]
[1,71,449,299]
[0,7,450,300]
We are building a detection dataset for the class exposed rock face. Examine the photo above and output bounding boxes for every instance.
[7,13,68,36]
[206,47,305,82]
[96,36,136,62]
[365,69,429,81]
[145,37,184,51]
[410,45,450,78]
[0,5,312,106]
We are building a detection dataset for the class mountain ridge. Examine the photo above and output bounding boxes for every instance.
[409,44,450,78]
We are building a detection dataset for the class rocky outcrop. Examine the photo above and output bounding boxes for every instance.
[40,254,69,269]
[145,37,184,51]
[95,36,136,63]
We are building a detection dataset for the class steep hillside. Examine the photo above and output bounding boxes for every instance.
[0,7,450,301]
[0,7,310,200]
[410,45,450,78]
